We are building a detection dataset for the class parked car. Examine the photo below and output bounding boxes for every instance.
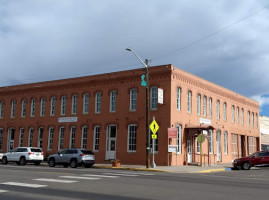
[232,151,269,170]
[1,147,44,166]
[47,148,95,168]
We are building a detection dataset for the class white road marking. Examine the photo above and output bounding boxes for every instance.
[59,176,100,180]
[82,174,119,178]
[1,182,47,188]
[0,189,8,193]
[33,178,78,183]
[102,173,139,177]
[113,172,154,176]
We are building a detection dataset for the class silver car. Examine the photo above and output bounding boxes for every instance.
[47,148,95,168]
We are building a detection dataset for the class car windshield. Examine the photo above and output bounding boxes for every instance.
[81,150,94,155]
[30,148,42,152]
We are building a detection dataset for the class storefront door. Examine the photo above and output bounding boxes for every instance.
[187,139,192,163]
[106,125,117,160]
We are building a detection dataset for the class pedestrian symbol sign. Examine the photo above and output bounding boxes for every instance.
[152,134,157,139]
[150,120,159,134]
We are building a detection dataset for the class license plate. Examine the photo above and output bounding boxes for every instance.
[36,153,40,156]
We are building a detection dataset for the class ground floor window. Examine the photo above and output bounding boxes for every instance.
[48,127,54,150]
[70,127,76,148]
[19,128,24,147]
[224,131,228,154]
[0,128,3,152]
[127,124,137,152]
[58,127,65,150]
[81,126,87,149]
[231,134,238,159]
[248,136,257,155]
[197,139,200,154]
[93,126,100,152]
[176,124,182,154]
[208,130,213,154]
[28,128,34,147]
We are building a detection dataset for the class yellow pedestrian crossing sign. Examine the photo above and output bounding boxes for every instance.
[150,120,159,134]
[152,134,157,139]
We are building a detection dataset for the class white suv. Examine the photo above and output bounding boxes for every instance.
[1,147,44,166]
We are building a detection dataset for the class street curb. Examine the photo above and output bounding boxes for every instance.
[93,165,170,173]
[196,168,232,173]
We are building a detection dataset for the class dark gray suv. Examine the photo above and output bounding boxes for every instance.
[47,148,95,168]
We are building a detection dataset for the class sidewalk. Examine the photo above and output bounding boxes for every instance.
[93,163,233,173]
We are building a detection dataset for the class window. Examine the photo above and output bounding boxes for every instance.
[0,128,3,151]
[216,100,220,120]
[0,101,4,118]
[223,103,227,121]
[58,127,65,150]
[95,92,101,113]
[40,97,45,116]
[110,91,116,112]
[21,99,26,117]
[93,126,100,151]
[231,134,238,160]
[209,130,213,154]
[28,128,33,147]
[151,86,158,110]
[70,126,76,148]
[237,107,239,124]
[30,98,35,117]
[256,113,258,128]
[19,128,24,147]
[197,94,201,115]
[130,88,137,111]
[224,131,228,154]
[11,100,16,118]
[208,98,212,118]
[48,127,54,150]
[187,91,192,113]
[177,87,181,110]
[61,96,66,115]
[83,93,89,114]
[248,136,257,155]
[248,111,250,127]
[50,96,56,116]
[81,126,87,149]
[232,106,235,123]
[72,94,77,114]
[241,109,244,125]
[38,127,43,148]
[176,124,182,154]
[203,96,207,116]
[127,124,137,152]
[197,139,201,154]
[252,112,254,128]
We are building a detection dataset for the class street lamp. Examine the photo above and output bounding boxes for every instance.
[126,48,151,168]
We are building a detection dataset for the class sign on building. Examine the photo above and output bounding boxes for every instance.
[58,117,78,123]
[158,88,163,104]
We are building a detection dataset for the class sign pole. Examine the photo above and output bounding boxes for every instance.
[151,116,156,168]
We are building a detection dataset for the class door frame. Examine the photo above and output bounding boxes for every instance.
[105,125,117,160]
[187,139,192,163]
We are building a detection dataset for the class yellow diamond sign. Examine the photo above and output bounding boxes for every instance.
[149,120,159,134]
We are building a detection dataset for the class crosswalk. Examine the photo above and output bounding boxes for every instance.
[0,172,154,192]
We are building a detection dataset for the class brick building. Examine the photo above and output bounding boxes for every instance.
[0,65,260,165]
[260,115,269,151]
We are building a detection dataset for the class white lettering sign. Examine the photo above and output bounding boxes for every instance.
[199,118,211,125]
[158,88,163,104]
[58,117,78,123]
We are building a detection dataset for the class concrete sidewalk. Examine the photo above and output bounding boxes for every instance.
[93,163,233,173]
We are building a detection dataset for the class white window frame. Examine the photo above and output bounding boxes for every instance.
[11,100,16,118]
[224,131,228,154]
[61,96,66,115]
[40,97,45,116]
[236,107,239,124]
[209,130,213,154]
[209,98,212,118]
[176,124,182,154]
[241,109,244,125]
[95,92,101,113]
[256,113,258,128]
[177,87,181,111]
[72,94,77,114]
[110,90,116,112]
[197,94,201,115]
[19,128,24,147]
[197,139,201,154]
[0,128,3,151]
[150,86,158,110]
[70,126,76,148]
[252,112,254,128]
[50,96,56,116]
[0,101,4,118]
[127,124,137,152]
[130,88,137,111]
[83,93,89,114]
[93,126,100,152]
[28,127,34,147]
[203,96,207,116]
[81,126,87,149]
[58,127,65,150]
[38,127,43,148]
[248,111,250,127]
[223,103,227,121]
[30,98,35,117]
[187,91,192,113]
[21,99,26,117]
[216,100,220,120]
[48,127,54,150]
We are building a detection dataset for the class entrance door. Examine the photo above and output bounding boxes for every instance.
[106,125,117,160]
[187,139,192,163]
[216,131,221,162]
[7,128,15,151]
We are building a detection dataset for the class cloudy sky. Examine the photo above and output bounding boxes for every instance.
[0,0,269,115]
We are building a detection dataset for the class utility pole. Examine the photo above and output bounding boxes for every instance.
[145,59,150,168]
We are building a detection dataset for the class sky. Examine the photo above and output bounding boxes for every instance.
[0,0,269,116]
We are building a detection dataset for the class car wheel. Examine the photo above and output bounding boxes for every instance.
[70,159,78,168]
[63,164,69,168]
[16,162,20,165]
[48,158,56,167]
[34,161,41,166]
[1,156,8,165]
[19,157,26,166]
[242,162,251,170]
[85,164,93,168]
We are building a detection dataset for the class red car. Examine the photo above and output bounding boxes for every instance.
[232,151,269,170]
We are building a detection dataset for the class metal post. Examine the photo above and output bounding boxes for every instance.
[151,116,156,168]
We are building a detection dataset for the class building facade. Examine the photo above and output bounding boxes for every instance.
[260,115,269,151]
[0,65,260,165]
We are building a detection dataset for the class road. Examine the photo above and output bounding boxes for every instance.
[0,164,269,200]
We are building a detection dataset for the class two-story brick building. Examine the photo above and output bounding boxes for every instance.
[0,64,260,165]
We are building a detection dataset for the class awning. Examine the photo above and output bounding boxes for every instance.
[185,124,215,130]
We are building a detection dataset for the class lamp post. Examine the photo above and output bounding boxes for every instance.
[126,48,151,168]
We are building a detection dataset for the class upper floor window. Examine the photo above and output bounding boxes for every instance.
[127,124,137,152]
[176,124,182,154]
[0,101,4,118]
[30,98,35,117]
[11,100,16,118]
[256,113,258,128]
[236,107,239,124]
[223,103,227,121]
[209,98,212,118]
[95,92,101,113]
[50,96,56,116]
[187,91,192,113]
[130,88,137,111]
[61,96,66,115]
[177,87,181,111]
[252,112,254,128]
[248,111,250,127]
[216,100,220,120]
[232,105,235,123]
[83,93,89,114]
[241,108,244,125]
[21,99,26,117]
[203,96,207,116]
[110,91,116,112]
[150,86,158,110]
[72,94,77,114]
[40,97,45,116]
[197,94,201,115]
